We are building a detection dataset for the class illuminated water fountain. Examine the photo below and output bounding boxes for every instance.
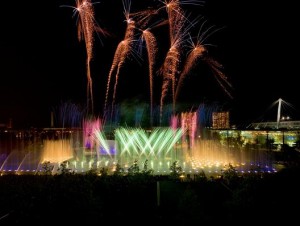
[65,125,185,174]
[113,127,183,173]
[0,110,279,175]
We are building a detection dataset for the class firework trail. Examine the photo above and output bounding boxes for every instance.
[157,0,203,41]
[175,39,206,102]
[159,13,184,123]
[130,8,159,28]
[130,7,166,126]
[154,1,204,123]
[111,21,136,107]
[104,41,125,112]
[62,0,108,115]
[204,56,233,99]
[159,43,181,119]
[159,9,195,123]
[135,15,167,126]
[104,26,134,116]
[175,23,232,102]
[126,4,172,126]
[75,0,98,115]
[140,29,158,126]
[164,1,185,44]
[104,0,137,118]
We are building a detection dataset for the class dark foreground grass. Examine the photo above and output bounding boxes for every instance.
[1,166,300,225]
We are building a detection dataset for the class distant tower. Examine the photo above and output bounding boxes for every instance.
[276,98,282,129]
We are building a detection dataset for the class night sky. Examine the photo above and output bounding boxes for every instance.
[0,0,299,128]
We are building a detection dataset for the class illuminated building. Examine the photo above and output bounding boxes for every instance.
[212,111,230,129]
